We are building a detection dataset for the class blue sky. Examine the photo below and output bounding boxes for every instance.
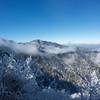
[0,0,100,44]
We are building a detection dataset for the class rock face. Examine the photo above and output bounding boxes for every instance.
[0,38,100,100]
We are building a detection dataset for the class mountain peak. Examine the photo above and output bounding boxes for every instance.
[0,38,76,55]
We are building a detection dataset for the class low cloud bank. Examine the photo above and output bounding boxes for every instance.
[0,38,39,55]
[0,38,76,55]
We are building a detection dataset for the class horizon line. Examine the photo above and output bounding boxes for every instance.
[0,37,100,45]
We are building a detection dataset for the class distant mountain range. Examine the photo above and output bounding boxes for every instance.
[0,38,100,100]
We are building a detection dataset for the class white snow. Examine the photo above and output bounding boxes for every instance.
[91,70,98,86]
[71,93,81,99]
[26,56,32,65]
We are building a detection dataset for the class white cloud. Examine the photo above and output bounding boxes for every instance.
[0,38,39,55]
[0,38,77,55]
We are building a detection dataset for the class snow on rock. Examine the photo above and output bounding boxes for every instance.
[71,93,81,99]
[91,70,99,86]
[0,38,100,100]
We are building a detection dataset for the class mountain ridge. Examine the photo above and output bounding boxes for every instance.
[0,38,100,100]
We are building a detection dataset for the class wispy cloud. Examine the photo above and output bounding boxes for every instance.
[0,38,39,55]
